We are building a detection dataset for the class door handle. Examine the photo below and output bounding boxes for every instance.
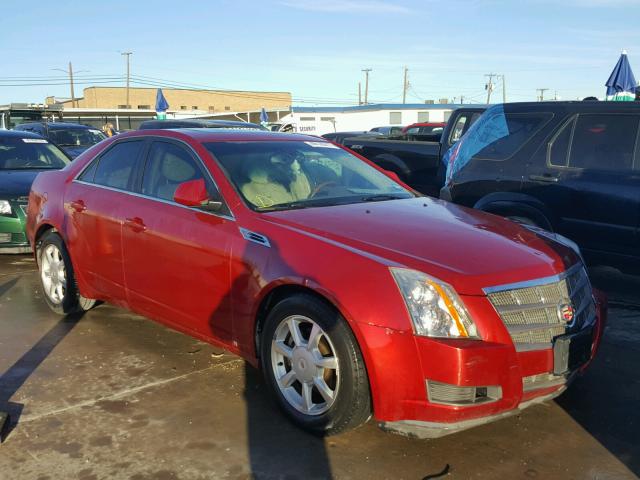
[69,200,86,212]
[529,174,559,183]
[124,217,146,233]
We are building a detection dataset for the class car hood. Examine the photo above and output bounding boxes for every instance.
[262,197,579,295]
[0,170,46,198]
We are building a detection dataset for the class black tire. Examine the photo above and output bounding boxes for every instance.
[37,231,96,315]
[260,293,371,436]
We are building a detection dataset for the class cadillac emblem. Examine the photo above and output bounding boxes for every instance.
[558,302,575,323]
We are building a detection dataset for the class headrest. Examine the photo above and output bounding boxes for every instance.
[162,152,196,183]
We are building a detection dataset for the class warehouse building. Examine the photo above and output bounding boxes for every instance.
[47,86,291,114]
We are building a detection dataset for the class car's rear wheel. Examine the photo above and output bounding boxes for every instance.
[261,294,371,436]
[38,231,95,315]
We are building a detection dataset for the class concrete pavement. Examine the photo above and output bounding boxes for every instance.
[0,255,638,479]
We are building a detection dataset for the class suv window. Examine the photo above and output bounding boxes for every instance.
[548,117,575,167]
[141,142,206,202]
[448,112,482,146]
[82,141,143,190]
[568,114,639,171]
[474,113,551,160]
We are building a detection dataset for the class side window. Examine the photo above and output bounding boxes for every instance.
[474,113,551,161]
[568,114,639,171]
[449,115,468,144]
[141,142,206,202]
[548,118,575,167]
[88,141,143,190]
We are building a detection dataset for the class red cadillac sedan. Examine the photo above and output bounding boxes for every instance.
[26,129,606,438]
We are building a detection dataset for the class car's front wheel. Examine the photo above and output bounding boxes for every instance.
[261,294,371,436]
[38,231,96,315]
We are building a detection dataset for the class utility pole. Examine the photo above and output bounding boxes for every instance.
[402,66,409,104]
[121,52,133,108]
[358,82,362,105]
[485,73,496,104]
[460,95,464,104]
[536,88,549,101]
[500,74,506,103]
[362,68,372,104]
[52,62,82,107]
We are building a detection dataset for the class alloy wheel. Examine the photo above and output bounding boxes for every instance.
[271,315,340,415]
[40,244,67,305]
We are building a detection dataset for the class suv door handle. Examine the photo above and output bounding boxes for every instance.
[69,200,86,212]
[124,217,146,233]
[529,174,559,183]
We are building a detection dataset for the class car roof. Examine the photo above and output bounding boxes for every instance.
[15,122,95,129]
[0,129,47,139]
[500,101,640,113]
[119,128,324,143]
[139,119,266,130]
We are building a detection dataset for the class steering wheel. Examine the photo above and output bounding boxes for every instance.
[310,181,337,198]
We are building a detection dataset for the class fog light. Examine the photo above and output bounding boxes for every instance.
[0,233,11,243]
[426,380,502,406]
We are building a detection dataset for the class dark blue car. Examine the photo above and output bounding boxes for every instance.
[13,122,107,158]
[0,130,70,252]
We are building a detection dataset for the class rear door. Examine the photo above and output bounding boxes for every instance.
[65,139,146,304]
[121,139,236,339]
[533,113,640,259]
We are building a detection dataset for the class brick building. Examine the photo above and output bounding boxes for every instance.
[49,86,291,113]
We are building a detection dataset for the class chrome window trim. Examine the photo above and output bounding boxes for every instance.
[72,135,235,221]
[72,180,235,222]
[482,262,582,295]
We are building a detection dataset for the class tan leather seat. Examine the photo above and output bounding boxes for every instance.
[156,152,197,201]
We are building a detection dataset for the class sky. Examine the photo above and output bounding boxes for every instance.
[1,0,639,106]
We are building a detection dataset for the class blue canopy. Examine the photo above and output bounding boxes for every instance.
[155,88,169,112]
[260,107,269,124]
[605,51,637,101]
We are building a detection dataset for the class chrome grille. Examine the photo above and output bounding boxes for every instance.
[485,264,596,351]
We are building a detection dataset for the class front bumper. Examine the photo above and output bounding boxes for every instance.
[0,200,31,254]
[362,289,607,438]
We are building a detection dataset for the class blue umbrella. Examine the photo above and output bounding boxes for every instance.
[155,88,169,113]
[605,50,637,101]
[260,107,269,124]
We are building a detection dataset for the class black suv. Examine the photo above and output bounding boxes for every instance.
[13,122,106,158]
[440,101,640,272]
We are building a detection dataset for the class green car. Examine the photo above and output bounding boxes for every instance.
[0,130,70,253]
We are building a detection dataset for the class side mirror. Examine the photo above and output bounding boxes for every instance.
[385,170,402,183]
[173,179,223,212]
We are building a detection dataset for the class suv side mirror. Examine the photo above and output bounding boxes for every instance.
[174,179,222,212]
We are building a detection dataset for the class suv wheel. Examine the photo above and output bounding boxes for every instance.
[261,294,371,436]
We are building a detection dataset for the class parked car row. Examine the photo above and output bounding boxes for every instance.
[24,126,605,439]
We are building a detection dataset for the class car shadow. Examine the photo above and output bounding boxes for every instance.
[0,277,19,299]
[209,237,334,479]
[555,268,640,476]
[0,312,83,441]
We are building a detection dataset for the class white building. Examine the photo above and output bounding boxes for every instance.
[276,103,480,136]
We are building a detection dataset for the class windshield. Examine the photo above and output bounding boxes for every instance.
[48,128,106,147]
[205,141,413,211]
[0,137,70,170]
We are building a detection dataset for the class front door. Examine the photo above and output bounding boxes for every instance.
[121,139,236,341]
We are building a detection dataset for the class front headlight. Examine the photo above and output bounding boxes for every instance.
[0,200,12,216]
[390,268,478,338]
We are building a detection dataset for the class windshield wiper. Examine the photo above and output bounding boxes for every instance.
[258,201,309,212]
[360,194,407,202]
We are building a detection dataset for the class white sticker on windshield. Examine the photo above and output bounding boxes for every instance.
[22,138,48,143]
[89,130,102,135]
[304,141,339,149]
